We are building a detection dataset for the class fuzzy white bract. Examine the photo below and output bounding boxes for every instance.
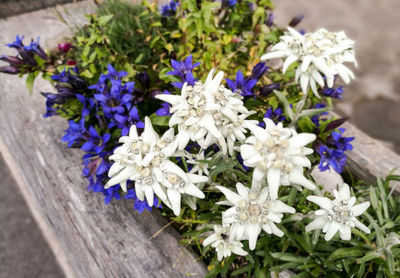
[240,118,316,199]
[306,183,370,241]
[203,225,248,261]
[261,27,356,97]
[105,117,208,215]
[155,69,258,155]
[216,183,295,250]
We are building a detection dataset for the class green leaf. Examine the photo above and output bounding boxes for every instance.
[384,248,395,275]
[300,106,331,118]
[270,252,309,263]
[328,247,365,261]
[98,14,114,25]
[273,90,294,121]
[357,250,381,264]
[26,71,38,95]
[231,264,252,276]
[149,113,170,126]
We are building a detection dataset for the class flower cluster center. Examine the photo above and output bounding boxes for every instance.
[234,193,272,224]
[254,130,293,172]
[328,199,353,224]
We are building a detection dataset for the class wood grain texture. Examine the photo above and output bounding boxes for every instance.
[334,114,400,186]
[1,1,400,278]
[0,2,207,278]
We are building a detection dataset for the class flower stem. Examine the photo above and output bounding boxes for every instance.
[291,91,308,127]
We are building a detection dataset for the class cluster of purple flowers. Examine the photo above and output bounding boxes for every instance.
[259,107,285,127]
[88,64,144,136]
[42,67,88,117]
[315,128,354,173]
[160,0,179,17]
[167,54,200,89]
[226,62,269,98]
[51,63,157,212]
[0,35,49,74]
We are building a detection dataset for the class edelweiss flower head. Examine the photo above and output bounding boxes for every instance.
[261,27,356,97]
[240,118,316,199]
[156,69,257,155]
[306,183,370,241]
[187,150,211,176]
[105,117,207,215]
[203,224,248,261]
[217,183,295,250]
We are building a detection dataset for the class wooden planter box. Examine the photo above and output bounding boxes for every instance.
[0,2,399,277]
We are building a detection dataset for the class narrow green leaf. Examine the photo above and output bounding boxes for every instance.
[270,252,309,263]
[26,71,38,95]
[149,113,170,126]
[384,248,395,275]
[328,247,365,261]
[273,90,294,121]
[98,14,114,25]
[299,106,331,118]
[357,250,381,264]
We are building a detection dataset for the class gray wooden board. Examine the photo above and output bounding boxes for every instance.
[0,1,206,277]
[1,1,400,278]
[341,120,400,186]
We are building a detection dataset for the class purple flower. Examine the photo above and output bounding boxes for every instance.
[322,86,344,99]
[168,55,200,77]
[328,128,354,152]
[156,90,172,116]
[221,0,237,7]
[81,126,111,154]
[1,35,48,74]
[112,106,145,136]
[61,118,86,148]
[311,103,328,126]
[125,188,162,213]
[259,108,285,127]
[226,70,257,97]
[315,143,347,173]
[249,62,269,81]
[160,0,179,16]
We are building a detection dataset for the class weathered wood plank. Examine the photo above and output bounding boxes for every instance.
[0,2,207,278]
[334,113,400,186]
[1,1,400,278]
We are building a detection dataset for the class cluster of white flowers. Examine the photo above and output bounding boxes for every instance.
[105,117,208,216]
[306,183,370,240]
[106,64,371,261]
[240,118,316,199]
[261,27,357,97]
[156,69,258,156]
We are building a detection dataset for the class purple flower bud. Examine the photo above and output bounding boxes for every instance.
[259,83,280,97]
[289,14,304,27]
[266,13,274,27]
[58,43,72,53]
[135,72,151,90]
[0,65,20,74]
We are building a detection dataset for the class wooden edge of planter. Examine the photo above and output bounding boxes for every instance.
[332,113,400,188]
[1,2,399,278]
[0,2,207,278]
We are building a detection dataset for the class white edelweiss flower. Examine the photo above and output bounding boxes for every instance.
[105,117,207,215]
[155,69,256,155]
[216,183,295,250]
[203,224,248,261]
[306,183,371,241]
[186,150,211,176]
[155,159,207,216]
[261,27,356,97]
[240,118,316,199]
